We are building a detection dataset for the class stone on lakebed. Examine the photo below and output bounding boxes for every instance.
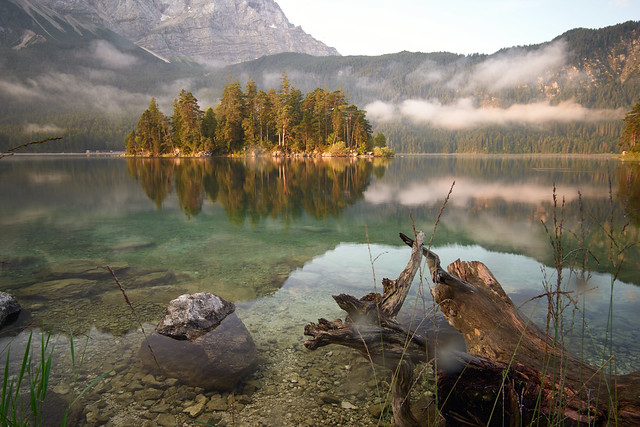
[0,291,21,328]
[139,292,257,390]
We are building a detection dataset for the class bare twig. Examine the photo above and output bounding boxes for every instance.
[107,266,160,369]
[0,137,63,159]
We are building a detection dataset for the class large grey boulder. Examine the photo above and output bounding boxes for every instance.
[140,293,257,390]
[0,292,21,327]
[155,293,235,340]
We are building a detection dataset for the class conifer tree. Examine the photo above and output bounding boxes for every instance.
[124,129,137,155]
[215,79,245,153]
[135,97,171,156]
[172,89,203,155]
[621,98,640,153]
[242,79,258,146]
[201,107,217,152]
[256,89,276,148]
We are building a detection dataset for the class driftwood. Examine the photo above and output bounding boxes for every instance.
[304,231,640,426]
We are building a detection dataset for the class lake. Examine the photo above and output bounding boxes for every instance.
[1,154,639,425]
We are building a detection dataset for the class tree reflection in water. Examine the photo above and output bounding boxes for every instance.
[617,161,640,227]
[126,157,387,222]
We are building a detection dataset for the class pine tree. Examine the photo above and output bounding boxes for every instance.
[135,97,171,156]
[242,79,258,146]
[277,71,291,148]
[172,89,204,155]
[256,89,276,148]
[201,107,217,153]
[124,129,138,155]
[215,79,245,153]
[621,98,640,153]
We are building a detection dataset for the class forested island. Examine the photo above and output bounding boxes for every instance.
[125,73,392,157]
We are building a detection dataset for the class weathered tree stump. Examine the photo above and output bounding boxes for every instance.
[304,231,640,426]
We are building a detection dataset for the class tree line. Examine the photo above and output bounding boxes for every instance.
[379,120,625,154]
[125,73,389,157]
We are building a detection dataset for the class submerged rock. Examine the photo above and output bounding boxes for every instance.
[36,259,129,281]
[140,293,257,390]
[19,278,99,300]
[0,292,21,327]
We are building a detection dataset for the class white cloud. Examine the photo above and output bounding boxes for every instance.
[406,40,569,93]
[366,100,398,121]
[0,72,150,115]
[23,123,63,134]
[363,41,626,129]
[0,79,42,99]
[89,40,138,69]
[469,41,567,91]
[366,98,623,130]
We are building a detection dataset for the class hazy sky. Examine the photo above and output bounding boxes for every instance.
[275,0,640,56]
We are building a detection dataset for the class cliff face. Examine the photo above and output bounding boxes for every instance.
[9,0,339,65]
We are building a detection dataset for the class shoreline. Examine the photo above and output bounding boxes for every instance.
[6,152,621,159]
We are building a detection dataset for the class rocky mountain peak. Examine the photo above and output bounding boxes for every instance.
[17,0,339,65]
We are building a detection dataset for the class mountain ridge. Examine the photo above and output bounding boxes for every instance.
[6,0,339,65]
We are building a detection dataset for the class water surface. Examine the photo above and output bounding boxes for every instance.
[1,155,639,425]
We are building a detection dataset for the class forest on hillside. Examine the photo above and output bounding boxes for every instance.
[379,121,624,154]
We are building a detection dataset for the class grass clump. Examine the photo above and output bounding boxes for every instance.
[1,329,54,427]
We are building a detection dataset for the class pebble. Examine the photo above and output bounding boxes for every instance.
[134,388,163,401]
[154,413,176,427]
[319,392,341,405]
[206,394,228,411]
[341,401,357,409]
[53,383,71,395]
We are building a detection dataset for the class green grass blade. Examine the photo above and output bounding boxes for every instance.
[1,347,13,425]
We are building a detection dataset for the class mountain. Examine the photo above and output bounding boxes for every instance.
[217,21,640,109]
[208,21,640,153]
[8,0,339,65]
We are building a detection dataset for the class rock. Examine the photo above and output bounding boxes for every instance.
[0,292,21,327]
[197,413,221,426]
[156,293,235,340]
[52,383,71,395]
[140,294,257,390]
[319,393,340,405]
[36,259,128,281]
[141,374,160,386]
[154,413,176,427]
[341,401,357,410]
[134,388,163,402]
[126,380,143,392]
[18,278,99,300]
[183,394,207,417]
[367,402,386,418]
[85,412,99,424]
[150,403,170,413]
[237,394,252,405]
[206,394,228,411]
[130,271,176,288]
[111,239,156,253]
